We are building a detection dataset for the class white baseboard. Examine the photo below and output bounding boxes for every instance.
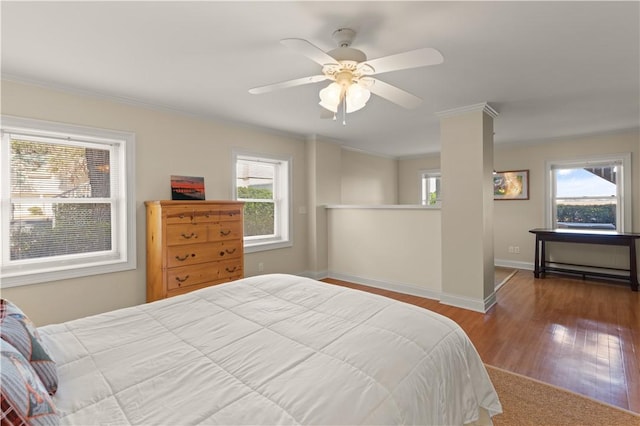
[494,259,534,271]
[306,266,513,314]
[494,268,519,292]
[439,291,497,313]
[325,272,442,301]
[300,270,329,280]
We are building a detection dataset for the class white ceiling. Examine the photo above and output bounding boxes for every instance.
[2,1,638,158]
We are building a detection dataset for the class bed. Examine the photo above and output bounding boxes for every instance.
[4,274,502,425]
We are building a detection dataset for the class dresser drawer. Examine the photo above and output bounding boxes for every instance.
[165,207,220,225]
[167,241,241,268]
[166,276,239,298]
[219,259,243,279]
[166,223,208,245]
[167,263,222,291]
[218,207,242,220]
[209,220,243,242]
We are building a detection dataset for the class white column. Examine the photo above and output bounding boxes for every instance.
[305,136,342,278]
[436,103,498,312]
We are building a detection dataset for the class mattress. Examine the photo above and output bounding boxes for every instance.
[38,274,502,425]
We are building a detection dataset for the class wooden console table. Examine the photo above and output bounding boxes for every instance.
[529,228,640,291]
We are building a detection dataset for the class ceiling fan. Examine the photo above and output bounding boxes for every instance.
[249,28,444,120]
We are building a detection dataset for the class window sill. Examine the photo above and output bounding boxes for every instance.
[1,258,136,288]
[244,240,293,253]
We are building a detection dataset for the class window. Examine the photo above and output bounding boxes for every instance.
[546,154,631,232]
[233,151,291,252]
[1,116,136,287]
[421,170,441,206]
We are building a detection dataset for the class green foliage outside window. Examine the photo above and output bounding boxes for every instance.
[11,204,111,260]
[556,204,616,226]
[237,187,275,236]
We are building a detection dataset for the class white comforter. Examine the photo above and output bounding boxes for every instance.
[39,274,502,425]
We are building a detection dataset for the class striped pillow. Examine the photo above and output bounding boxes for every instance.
[0,299,58,395]
[0,339,59,425]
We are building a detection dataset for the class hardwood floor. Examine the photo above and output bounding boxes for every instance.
[322,271,640,413]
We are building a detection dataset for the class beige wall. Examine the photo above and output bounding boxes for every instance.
[399,129,640,270]
[398,154,440,205]
[1,79,310,325]
[495,130,640,269]
[327,207,442,298]
[340,149,398,204]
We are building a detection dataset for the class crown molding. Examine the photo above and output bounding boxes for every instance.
[436,102,499,119]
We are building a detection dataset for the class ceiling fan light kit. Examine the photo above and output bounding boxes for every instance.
[318,68,371,114]
[345,83,371,113]
[249,28,444,122]
[318,83,342,113]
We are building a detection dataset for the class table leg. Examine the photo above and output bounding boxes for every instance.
[534,235,541,278]
[540,239,546,278]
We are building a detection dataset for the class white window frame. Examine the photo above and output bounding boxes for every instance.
[545,153,632,232]
[420,169,442,206]
[232,150,292,253]
[0,116,136,287]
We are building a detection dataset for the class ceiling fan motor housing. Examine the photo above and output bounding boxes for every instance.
[328,28,367,63]
[332,28,356,47]
[327,47,366,63]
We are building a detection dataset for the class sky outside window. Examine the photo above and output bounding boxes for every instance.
[555,168,616,198]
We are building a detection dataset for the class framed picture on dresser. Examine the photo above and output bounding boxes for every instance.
[171,175,205,200]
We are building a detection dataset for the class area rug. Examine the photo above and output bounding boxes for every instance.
[486,365,640,426]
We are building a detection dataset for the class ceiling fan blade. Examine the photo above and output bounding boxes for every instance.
[249,75,329,95]
[365,78,423,109]
[280,38,339,67]
[361,47,444,75]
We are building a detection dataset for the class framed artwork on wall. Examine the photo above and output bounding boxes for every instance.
[494,170,529,200]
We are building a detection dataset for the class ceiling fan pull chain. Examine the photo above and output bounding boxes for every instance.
[342,96,347,125]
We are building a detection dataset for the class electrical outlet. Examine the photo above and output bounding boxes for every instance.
[514,246,520,254]
[508,246,514,253]
[258,262,264,272]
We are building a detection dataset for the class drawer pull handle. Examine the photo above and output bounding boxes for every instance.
[225,266,237,273]
[181,233,197,239]
[219,248,236,257]
[175,254,195,261]
[220,229,231,236]
[175,213,195,223]
[175,275,190,283]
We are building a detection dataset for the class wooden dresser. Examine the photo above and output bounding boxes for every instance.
[145,200,244,302]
